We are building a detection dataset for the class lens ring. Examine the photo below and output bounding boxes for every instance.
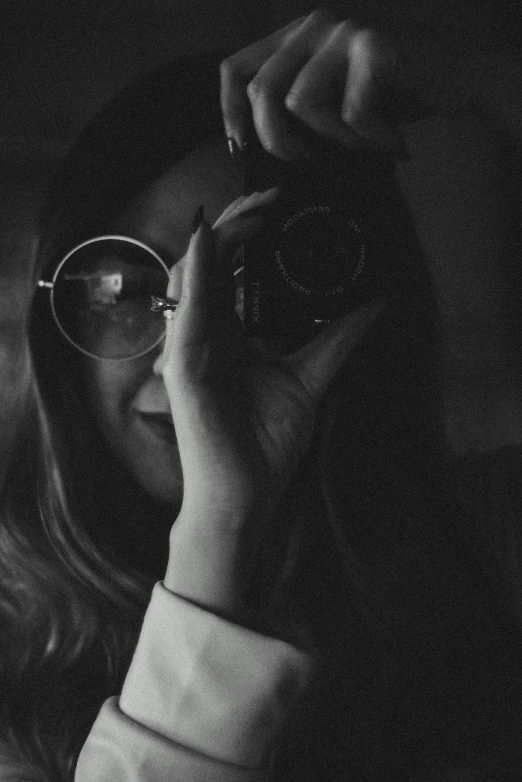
[50,235,170,361]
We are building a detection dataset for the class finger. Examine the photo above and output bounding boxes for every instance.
[284,295,388,405]
[212,186,279,230]
[213,211,265,313]
[164,188,279,372]
[211,195,250,229]
[284,21,373,151]
[163,220,215,383]
[211,188,280,311]
[341,29,407,155]
[245,10,337,160]
[220,16,306,148]
[169,190,278,298]
[166,254,185,301]
[212,187,281,323]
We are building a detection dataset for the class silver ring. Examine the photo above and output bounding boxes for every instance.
[150,295,179,313]
[164,310,176,320]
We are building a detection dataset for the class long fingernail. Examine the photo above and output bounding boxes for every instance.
[190,204,205,236]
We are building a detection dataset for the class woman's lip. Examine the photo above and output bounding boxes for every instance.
[136,412,177,445]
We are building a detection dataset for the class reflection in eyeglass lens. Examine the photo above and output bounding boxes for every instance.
[53,241,169,359]
[64,269,123,308]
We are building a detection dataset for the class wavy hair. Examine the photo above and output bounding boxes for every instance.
[0,53,230,780]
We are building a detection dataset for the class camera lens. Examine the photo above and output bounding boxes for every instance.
[242,138,386,340]
[274,202,366,299]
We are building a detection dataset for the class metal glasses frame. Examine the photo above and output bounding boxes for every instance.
[37,234,170,362]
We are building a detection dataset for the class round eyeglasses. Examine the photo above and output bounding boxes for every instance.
[38,235,171,361]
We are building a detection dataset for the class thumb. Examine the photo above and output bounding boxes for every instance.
[284,296,388,405]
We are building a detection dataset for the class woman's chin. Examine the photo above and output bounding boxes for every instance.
[123,444,183,509]
[118,415,184,508]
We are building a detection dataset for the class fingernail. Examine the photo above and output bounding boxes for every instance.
[190,204,205,236]
[237,187,280,217]
[227,137,244,169]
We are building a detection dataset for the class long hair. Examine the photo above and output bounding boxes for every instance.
[2,50,522,782]
[0,53,230,781]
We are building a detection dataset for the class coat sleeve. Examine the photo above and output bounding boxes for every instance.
[75,583,314,781]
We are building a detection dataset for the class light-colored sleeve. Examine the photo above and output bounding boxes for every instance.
[76,582,314,781]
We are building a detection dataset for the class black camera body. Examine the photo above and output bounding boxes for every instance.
[243,136,398,343]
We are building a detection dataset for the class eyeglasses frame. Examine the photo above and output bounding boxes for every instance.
[37,234,171,362]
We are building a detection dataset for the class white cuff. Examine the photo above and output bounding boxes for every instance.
[77,697,271,782]
[119,582,314,768]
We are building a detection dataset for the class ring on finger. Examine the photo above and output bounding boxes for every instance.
[150,295,179,313]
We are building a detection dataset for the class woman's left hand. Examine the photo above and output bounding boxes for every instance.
[160,191,386,618]
[163,190,386,521]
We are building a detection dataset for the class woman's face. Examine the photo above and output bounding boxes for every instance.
[81,137,242,508]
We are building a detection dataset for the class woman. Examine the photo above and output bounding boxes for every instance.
[1,7,522,781]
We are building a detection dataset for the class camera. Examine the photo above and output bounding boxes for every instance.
[242,133,398,343]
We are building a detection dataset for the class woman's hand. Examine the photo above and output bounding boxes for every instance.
[220,7,519,160]
[160,192,386,619]
[219,7,522,459]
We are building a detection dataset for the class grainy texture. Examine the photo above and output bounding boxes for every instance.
[0,0,517,453]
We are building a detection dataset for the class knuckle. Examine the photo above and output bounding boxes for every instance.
[219,56,237,83]
[246,77,263,102]
[281,8,338,46]
[341,103,360,124]
[284,90,306,117]
[281,27,300,47]
[220,57,249,99]
[341,91,364,123]
[258,133,282,157]
[333,18,357,41]
[352,27,381,58]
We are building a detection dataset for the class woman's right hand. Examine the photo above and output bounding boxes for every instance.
[160,192,386,621]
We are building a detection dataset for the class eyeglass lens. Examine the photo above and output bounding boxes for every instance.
[52,239,169,359]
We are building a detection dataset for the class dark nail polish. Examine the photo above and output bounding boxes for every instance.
[227,137,244,169]
[190,204,205,236]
